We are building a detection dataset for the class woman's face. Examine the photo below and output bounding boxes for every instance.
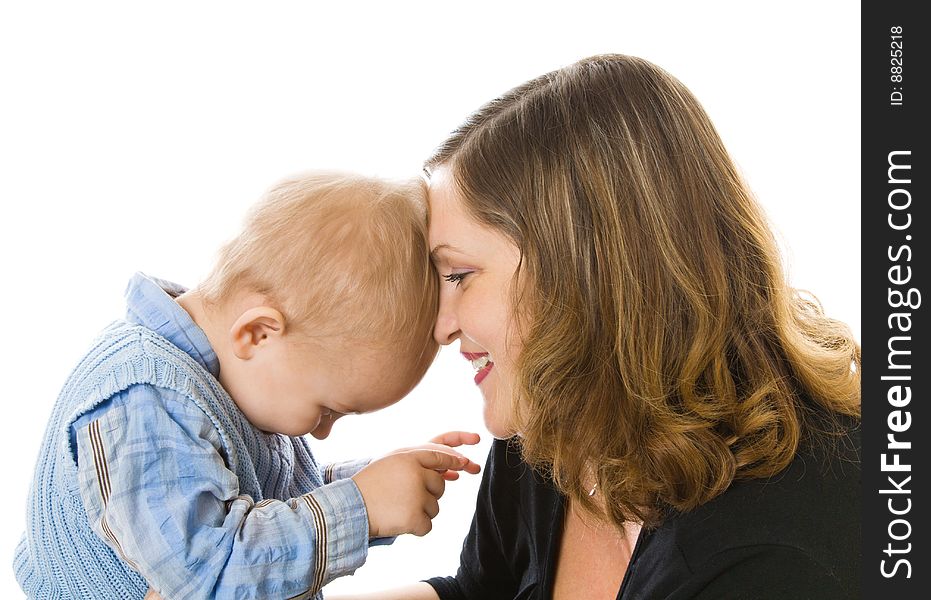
[428,167,523,439]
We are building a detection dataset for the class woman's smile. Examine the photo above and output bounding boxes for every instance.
[462,352,494,385]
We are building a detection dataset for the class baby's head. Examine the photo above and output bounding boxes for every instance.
[191,171,438,438]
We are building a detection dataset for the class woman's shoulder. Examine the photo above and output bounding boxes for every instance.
[638,417,860,597]
[679,416,859,539]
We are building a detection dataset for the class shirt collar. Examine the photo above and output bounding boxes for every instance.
[124,272,220,377]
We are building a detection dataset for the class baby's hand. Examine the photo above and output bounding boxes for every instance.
[351,444,480,539]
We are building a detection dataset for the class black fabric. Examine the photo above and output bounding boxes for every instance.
[426,422,860,600]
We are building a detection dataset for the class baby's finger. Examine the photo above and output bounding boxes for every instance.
[414,449,469,472]
[461,459,482,475]
[434,461,480,478]
[429,431,481,447]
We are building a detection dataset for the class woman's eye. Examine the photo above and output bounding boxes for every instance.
[443,272,471,287]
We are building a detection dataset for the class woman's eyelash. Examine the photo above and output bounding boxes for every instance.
[443,272,470,287]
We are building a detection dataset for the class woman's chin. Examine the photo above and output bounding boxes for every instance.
[483,404,517,439]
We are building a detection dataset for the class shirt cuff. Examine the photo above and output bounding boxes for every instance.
[323,458,371,483]
[304,478,370,584]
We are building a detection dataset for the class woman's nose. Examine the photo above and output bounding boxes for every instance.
[434,294,460,345]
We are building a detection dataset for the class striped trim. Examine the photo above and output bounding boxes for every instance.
[88,420,141,572]
[254,499,276,509]
[88,420,111,505]
[302,493,328,595]
[324,463,335,484]
[100,514,142,572]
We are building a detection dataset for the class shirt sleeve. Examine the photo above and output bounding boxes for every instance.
[74,384,369,600]
[424,440,519,600]
[323,458,371,484]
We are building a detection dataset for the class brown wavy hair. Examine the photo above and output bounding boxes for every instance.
[425,54,860,529]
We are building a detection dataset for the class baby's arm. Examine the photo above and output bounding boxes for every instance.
[73,387,369,599]
[75,388,477,600]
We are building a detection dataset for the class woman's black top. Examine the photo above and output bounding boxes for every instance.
[426,423,860,600]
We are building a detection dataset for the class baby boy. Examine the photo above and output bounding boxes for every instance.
[13,171,479,599]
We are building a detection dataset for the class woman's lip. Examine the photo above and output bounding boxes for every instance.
[474,361,493,385]
[462,351,493,385]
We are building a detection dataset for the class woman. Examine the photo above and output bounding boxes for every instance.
[352,54,861,599]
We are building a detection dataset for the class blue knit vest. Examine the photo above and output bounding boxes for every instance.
[14,320,324,599]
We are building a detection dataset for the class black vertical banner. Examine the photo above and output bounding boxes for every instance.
[862,1,928,598]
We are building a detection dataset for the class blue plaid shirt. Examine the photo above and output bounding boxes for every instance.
[70,274,373,599]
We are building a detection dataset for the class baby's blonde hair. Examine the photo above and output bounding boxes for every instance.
[200,171,438,364]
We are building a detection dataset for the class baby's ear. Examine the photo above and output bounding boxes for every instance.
[229,306,286,359]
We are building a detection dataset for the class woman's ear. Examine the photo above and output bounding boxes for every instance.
[229,306,286,359]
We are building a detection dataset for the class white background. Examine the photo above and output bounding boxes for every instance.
[0,1,859,597]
